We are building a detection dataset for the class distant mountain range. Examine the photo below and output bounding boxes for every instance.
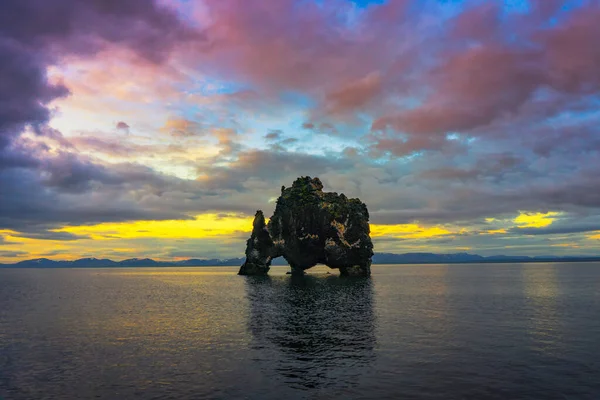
[1,253,600,268]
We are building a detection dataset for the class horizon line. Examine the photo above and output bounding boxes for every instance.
[3,252,600,266]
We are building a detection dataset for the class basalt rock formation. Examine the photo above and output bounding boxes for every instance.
[239,177,373,277]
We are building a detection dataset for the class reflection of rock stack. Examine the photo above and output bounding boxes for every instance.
[244,275,376,391]
[239,176,374,277]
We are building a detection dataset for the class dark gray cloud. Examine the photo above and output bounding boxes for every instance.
[0,251,28,259]
[39,249,71,257]
[0,151,193,232]
[14,231,91,241]
[0,39,69,149]
[1,142,357,234]
[420,153,524,183]
[510,225,600,236]
[198,149,351,191]
[265,130,283,141]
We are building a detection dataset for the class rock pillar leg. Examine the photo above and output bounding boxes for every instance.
[238,210,274,276]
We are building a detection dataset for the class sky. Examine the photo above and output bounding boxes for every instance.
[1,0,600,262]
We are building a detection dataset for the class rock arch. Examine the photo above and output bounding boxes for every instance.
[238,177,373,277]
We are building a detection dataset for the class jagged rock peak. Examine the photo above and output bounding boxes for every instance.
[238,176,373,277]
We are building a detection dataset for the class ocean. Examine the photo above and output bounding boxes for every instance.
[1,263,599,399]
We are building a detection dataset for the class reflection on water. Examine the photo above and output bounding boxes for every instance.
[0,268,252,400]
[523,265,560,299]
[522,265,563,355]
[2,265,600,399]
[244,274,375,391]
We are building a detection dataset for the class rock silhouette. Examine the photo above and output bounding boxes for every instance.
[239,177,373,276]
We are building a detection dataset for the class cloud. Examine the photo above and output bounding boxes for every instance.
[4,0,600,260]
[0,39,69,149]
[0,251,28,259]
[420,153,524,182]
[0,235,17,245]
[70,136,142,157]
[265,133,299,151]
[510,225,600,236]
[161,118,203,138]
[15,230,91,241]
[197,148,352,192]
[116,121,130,133]
[265,130,283,141]
[0,0,197,146]
[507,213,600,236]
[69,135,191,159]
[377,45,542,135]
[0,0,203,236]
[368,133,459,157]
[1,142,356,236]
[0,149,194,233]
[514,211,559,228]
[360,2,600,157]
[323,72,382,115]
[193,0,424,112]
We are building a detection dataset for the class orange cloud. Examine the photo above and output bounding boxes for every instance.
[161,118,203,137]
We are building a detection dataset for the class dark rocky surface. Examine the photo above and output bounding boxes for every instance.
[239,176,374,276]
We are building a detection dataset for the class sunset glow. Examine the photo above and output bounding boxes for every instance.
[2,0,600,262]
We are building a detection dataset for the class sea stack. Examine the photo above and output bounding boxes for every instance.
[239,176,373,277]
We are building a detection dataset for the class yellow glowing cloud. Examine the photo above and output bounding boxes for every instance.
[483,229,507,235]
[0,216,509,263]
[514,211,559,228]
[60,213,254,240]
[370,224,453,239]
[3,219,454,262]
[0,214,258,262]
[59,217,457,241]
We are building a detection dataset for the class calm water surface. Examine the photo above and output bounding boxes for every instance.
[1,263,599,399]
